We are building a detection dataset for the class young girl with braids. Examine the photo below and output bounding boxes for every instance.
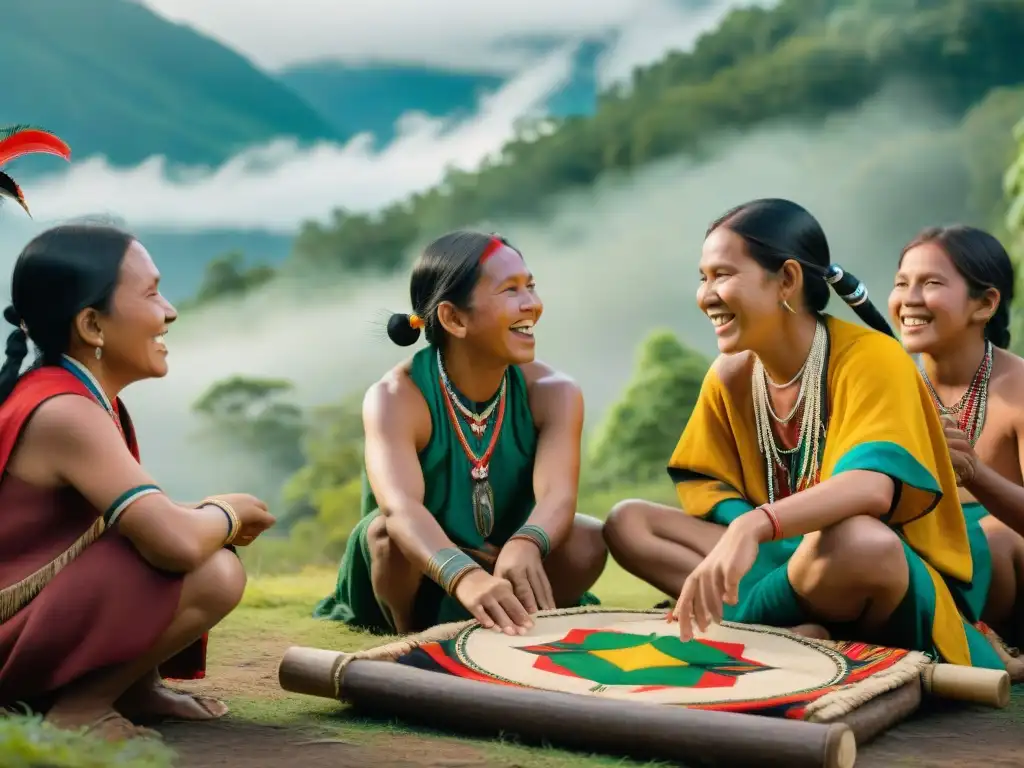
[315,230,607,635]
[890,225,1024,652]
[0,224,276,740]
[604,198,1004,670]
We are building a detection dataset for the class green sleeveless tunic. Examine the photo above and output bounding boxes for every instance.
[314,346,540,633]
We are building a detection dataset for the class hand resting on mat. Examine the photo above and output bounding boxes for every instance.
[454,569,533,635]
[494,538,556,614]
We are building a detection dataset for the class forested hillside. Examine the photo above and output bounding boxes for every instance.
[0,0,343,168]
[187,0,1024,304]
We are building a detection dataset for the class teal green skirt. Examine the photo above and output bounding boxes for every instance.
[313,509,600,634]
[710,501,1002,669]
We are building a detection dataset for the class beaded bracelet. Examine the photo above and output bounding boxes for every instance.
[201,497,240,546]
[426,547,481,595]
[509,523,552,559]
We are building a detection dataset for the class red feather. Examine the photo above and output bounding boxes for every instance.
[0,126,71,168]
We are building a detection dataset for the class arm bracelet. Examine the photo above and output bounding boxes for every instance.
[508,523,552,559]
[200,497,240,546]
[426,547,481,595]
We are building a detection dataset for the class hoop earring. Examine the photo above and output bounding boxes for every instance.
[781,300,796,314]
[94,346,102,360]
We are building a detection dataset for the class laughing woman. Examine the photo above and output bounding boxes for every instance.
[315,230,607,636]
[0,224,276,740]
[603,198,1003,669]
[891,225,1024,647]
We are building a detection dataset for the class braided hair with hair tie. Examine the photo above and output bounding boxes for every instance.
[822,264,894,338]
[0,304,30,401]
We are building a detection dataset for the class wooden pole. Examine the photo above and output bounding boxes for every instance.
[924,664,1010,708]
[279,646,856,768]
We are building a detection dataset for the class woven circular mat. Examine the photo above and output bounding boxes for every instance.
[448,609,895,706]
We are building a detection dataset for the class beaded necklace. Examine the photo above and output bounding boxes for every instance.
[437,348,507,539]
[60,354,126,442]
[438,349,503,437]
[920,341,992,447]
[752,319,829,503]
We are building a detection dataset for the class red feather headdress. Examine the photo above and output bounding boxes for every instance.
[0,125,72,216]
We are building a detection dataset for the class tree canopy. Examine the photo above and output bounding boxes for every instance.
[586,331,709,489]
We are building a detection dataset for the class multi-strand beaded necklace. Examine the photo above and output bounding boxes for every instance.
[437,348,507,538]
[920,341,992,447]
[752,319,829,504]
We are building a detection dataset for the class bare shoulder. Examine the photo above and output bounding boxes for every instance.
[11,393,123,483]
[990,347,1024,424]
[362,358,431,446]
[22,392,119,447]
[992,347,1024,388]
[520,360,583,427]
[521,360,582,399]
[363,357,422,419]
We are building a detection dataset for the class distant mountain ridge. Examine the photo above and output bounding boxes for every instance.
[0,0,344,169]
[277,40,605,145]
[0,0,607,169]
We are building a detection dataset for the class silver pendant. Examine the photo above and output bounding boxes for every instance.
[472,478,495,538]
[470,420,487,436]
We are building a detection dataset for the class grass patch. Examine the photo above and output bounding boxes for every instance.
[0,713,176,767]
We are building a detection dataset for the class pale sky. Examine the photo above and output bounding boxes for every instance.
[141,0,722,73]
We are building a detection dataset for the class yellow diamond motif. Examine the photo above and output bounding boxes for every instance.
[589,642,689,672]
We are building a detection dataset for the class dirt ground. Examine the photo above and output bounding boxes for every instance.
[856,697,1022,767]
[160,690,1024,768]
[163,721,498,768]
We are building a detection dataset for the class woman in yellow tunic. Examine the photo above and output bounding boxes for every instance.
[604,198,1004,669]
[890,224,1024,650]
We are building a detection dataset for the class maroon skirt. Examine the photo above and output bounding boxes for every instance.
[0,512,188,708]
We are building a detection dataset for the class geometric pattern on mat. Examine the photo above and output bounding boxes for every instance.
[392,608,931,722]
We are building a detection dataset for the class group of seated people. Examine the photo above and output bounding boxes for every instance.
[1,198,1022,742]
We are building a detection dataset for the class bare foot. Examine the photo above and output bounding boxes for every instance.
[46,707,162,742]
[975,621,1024,682]
[789,623,831,640]
[117,678,228,723]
